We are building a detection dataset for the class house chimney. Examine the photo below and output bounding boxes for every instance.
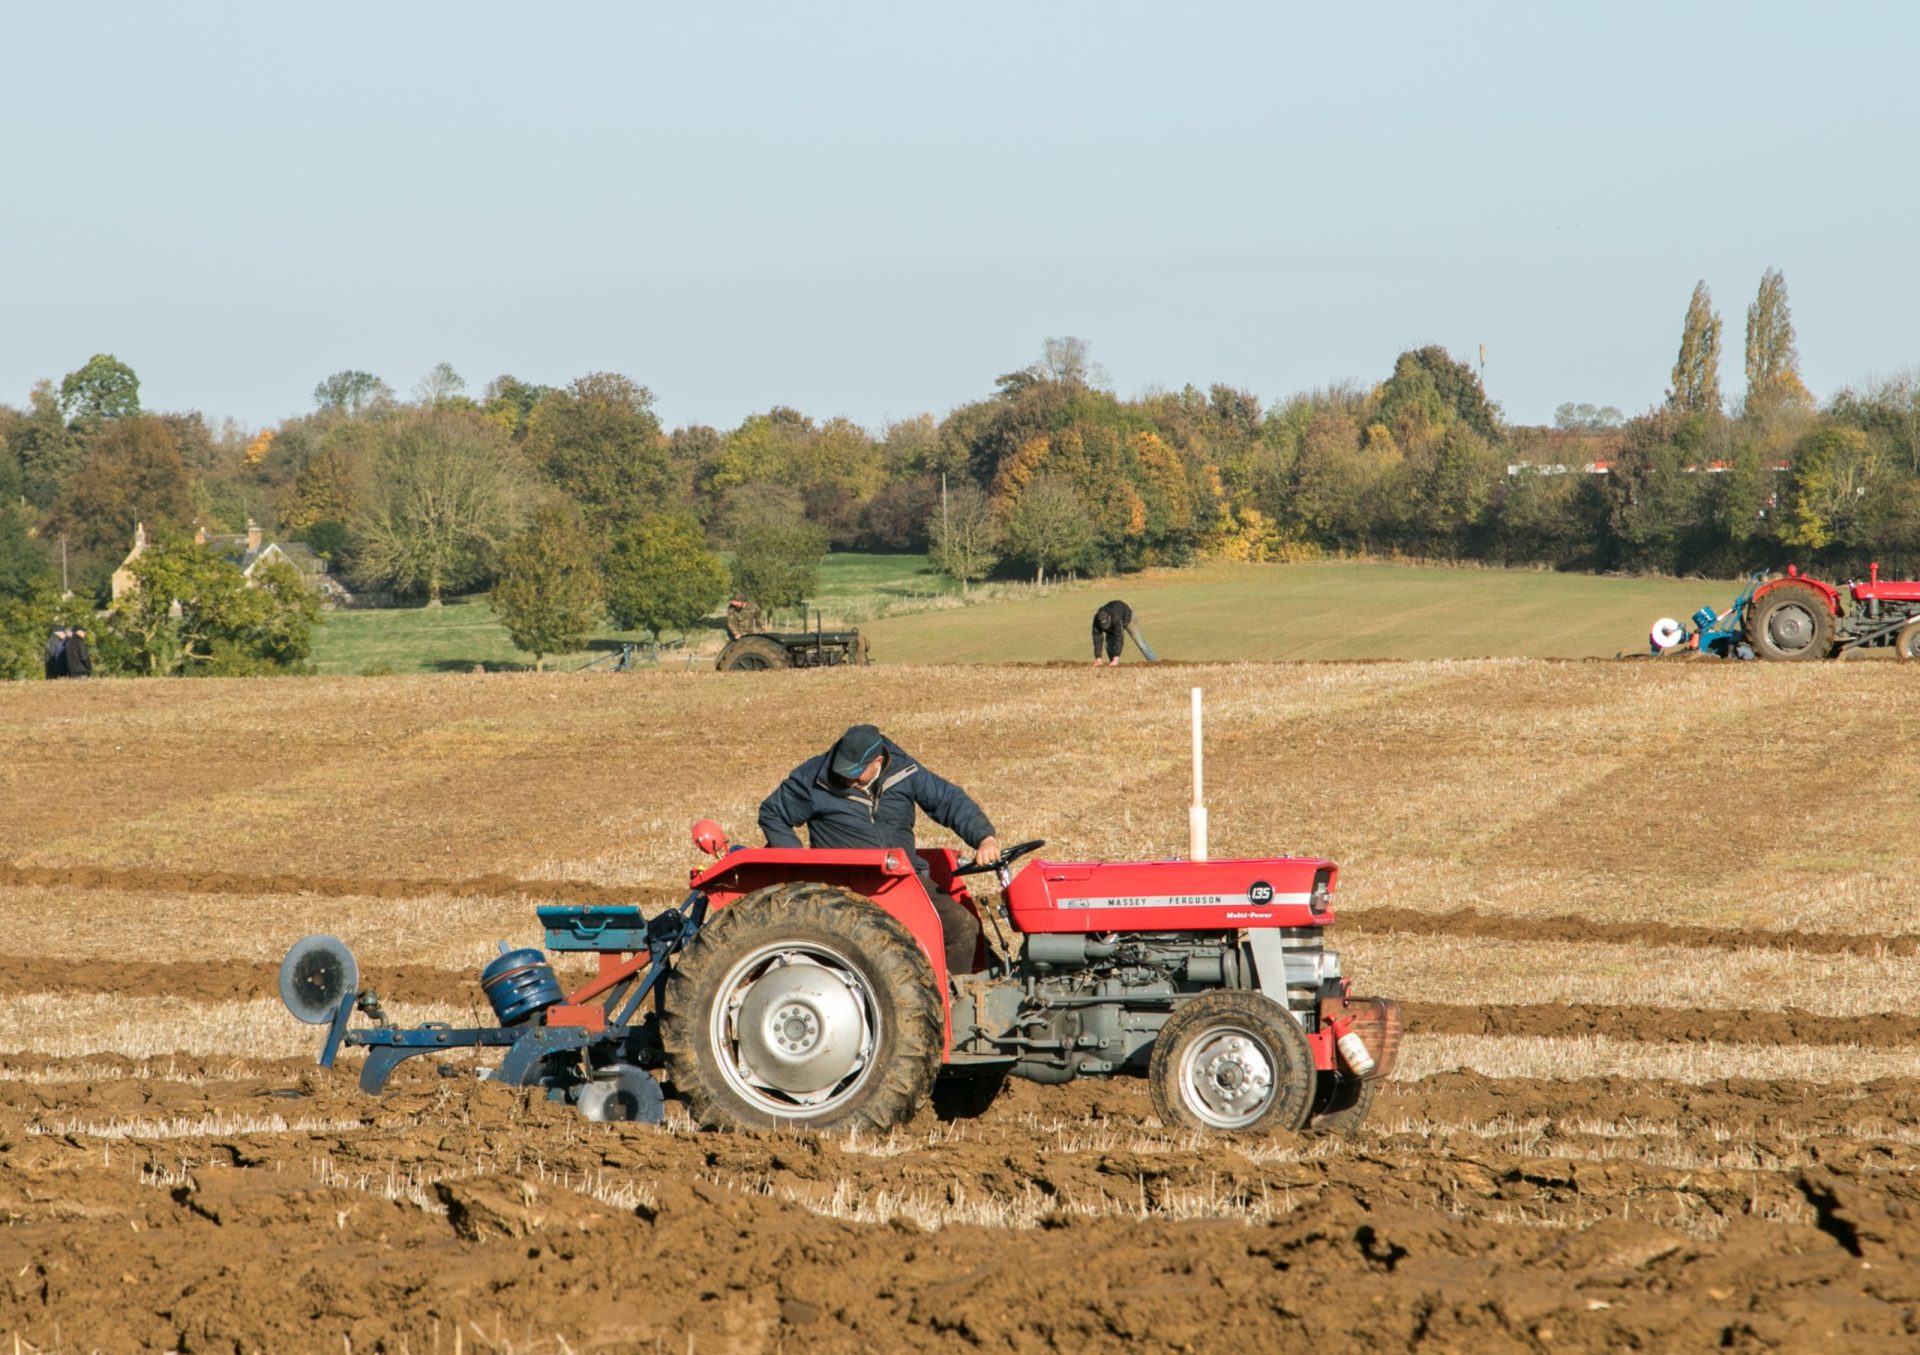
[133,521,147,550]
[246,519,263,552]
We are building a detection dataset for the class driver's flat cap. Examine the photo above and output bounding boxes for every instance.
[829,724,885,779]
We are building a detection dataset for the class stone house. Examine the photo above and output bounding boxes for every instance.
[112,520,353,604]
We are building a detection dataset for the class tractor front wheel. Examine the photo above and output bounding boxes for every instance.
[660,883,942,1131]
[1895,619,1920,661]
[1746,584,1836,661]
[1149,991,1316,1133]
[1305,1073,1376,1136]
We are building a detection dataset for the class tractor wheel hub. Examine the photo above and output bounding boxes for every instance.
[1771,606,1813,647]
[730,953,870,1098]
[1182,1029,1277,1128]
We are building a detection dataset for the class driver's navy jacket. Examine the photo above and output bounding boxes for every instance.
[758,737,995,857]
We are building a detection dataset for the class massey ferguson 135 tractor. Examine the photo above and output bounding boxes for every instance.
[279,829,1400,1135]
[1649,563,1920,660]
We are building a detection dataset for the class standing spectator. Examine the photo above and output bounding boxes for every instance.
[62,627,92,679]
[44,627,68,680]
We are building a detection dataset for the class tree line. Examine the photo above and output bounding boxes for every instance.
[4,266,1918,676]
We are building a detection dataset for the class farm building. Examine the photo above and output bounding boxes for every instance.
[111,520,353,604]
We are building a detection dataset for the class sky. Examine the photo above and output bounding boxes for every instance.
[3,2,1917,435]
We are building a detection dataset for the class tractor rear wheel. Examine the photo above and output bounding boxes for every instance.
[1149,991,1316,1133]
[660,883,942,1131]
[1305,1073,1376,1136]
[716,636,790,672]
[1896,620,1920,661]
[1746,584,1836,661]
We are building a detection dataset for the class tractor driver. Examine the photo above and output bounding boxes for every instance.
[758,723,1000,977]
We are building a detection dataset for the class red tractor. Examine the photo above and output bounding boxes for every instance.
[280,828,1402,1135]
[1744,563,1920,660]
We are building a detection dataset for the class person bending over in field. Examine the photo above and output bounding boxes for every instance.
[758,723,1000,976]
[1092,600,1134,665]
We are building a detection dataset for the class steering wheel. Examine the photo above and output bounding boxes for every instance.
[952,838,1045,877]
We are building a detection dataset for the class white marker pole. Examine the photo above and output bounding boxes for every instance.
[1189,686,1208,861]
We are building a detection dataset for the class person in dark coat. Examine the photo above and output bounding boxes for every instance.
[1092,600,1133,665]
[61,627,92,679]
[759,723,1001,976]
[44,627,68,680]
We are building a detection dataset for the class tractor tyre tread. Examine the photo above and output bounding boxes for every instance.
[1305,1074,1377,1137]
[1896,619,1920,661]
[660,882,942,1132]
[1148,990,1317,1134]
[1745,583,1836,661]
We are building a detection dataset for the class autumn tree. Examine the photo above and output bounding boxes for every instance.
[1782,425,1880,551]
[1554,403,1625,431]
[280,443,365,533]
[312,370,394,417]
[522,372,677,531]
[350,409,527,603]
[59,354,140,425]
[489,504,604,669]
[1745,268,1815,415]
[1667,280,1724,415]
[8,381,83,507]
[414,362,468,407]
[1377,347,1501,444]
[928,481,1001,593]
[1037,335,1104,388]
[42,415,195,560]
[730,516,828,616]
[1003,473,1094,584]
[1832,369,1920,474]
[0,505,53,602]
[601,513,730,640]
[481,375,553,441]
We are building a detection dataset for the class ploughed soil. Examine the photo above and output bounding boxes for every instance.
[7,663,1920,1351]
[6,1055,1920,1353]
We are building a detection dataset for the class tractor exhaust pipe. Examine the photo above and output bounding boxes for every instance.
[1189,686,1208,861]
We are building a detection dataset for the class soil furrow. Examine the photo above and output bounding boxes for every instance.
[1345,903,1915,956]
[0,861,654,906]
[1404,1000,1920,1047]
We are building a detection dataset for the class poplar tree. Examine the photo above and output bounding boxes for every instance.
[1667,281,1723,415]
[1744,268,1814,414]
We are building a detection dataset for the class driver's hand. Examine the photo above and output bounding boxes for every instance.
[974,835,1001,867]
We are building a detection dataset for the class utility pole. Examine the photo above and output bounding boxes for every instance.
[60,534,68,597]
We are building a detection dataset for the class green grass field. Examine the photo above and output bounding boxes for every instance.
[308,554,955,675]
[308,556,1745,674]
[857,561,1744,664]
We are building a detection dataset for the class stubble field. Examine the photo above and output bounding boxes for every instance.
[3,659,1919,1352]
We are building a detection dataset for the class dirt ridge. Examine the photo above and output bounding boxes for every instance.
[0,861,657,905]
[1345,903,1917,957]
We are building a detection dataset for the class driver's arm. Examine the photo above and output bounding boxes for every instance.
[757,772,810,849]
[910,767,997,858]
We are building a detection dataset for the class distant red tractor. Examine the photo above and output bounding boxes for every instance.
[1650,563,1920,661]
[281,828,1402,1135]
[1745,563,1920,660]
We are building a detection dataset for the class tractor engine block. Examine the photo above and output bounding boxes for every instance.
[975,930,1340,1084]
